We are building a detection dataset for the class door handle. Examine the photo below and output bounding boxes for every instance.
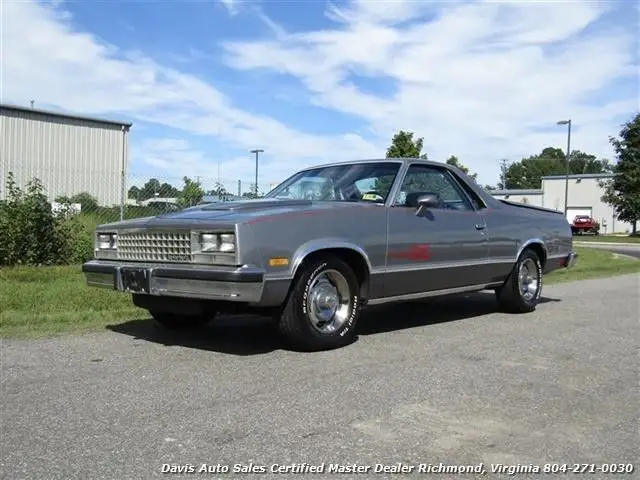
[475,224,486,230]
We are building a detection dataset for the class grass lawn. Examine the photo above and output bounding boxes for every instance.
[545,246,640,284]
[1,246,638,339]
[0,266,147,339]
[573,234,640,243]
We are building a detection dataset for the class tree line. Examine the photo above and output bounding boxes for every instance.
[127,177,263,206]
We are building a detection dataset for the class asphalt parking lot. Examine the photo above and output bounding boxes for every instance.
[2,274,638,480]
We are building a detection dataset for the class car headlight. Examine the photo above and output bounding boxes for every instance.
[96,232,117,250]
[199,232,235,253]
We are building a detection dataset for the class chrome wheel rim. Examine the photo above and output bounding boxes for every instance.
[306,269,351,334]
[518,258,539,301]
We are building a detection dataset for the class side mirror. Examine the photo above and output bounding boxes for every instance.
[416,194,440,215]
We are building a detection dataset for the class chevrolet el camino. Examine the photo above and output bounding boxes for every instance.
[82,158,577,351]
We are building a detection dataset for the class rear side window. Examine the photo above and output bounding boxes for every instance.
[446,171,487,210]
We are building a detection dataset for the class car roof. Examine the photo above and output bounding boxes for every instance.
[297,157,446,172]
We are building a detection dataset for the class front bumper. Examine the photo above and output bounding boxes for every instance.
[82,260,265,303]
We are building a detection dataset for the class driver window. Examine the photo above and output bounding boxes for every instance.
[393,165,473,210]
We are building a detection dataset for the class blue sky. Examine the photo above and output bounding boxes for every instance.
[2,0,639,194]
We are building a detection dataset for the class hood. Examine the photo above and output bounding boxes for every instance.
[96,198,373,230]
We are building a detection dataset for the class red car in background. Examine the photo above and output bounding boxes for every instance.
[571,215,600,235]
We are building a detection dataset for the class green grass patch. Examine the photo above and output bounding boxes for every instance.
[546,247,640,284]
[573,234,640,243]
[1,247,638,339]
[0,265,146,338]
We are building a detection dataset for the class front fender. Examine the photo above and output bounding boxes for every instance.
[289,238,373,279]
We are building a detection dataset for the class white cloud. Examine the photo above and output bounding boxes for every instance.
[1,0,379,185]
[222,0,638,184]
[219,0,239,16]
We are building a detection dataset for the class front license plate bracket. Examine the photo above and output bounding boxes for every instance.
[120,267,150,293]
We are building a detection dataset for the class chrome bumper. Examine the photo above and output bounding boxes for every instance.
[565,251,578,268]
[81,260,265,303]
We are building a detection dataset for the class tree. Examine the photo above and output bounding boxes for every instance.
[207,182,230,200]
[68,192,98,212]
[601,113,640,235]
[445,155,478,181]
[178,176,204,207]
[385,130,428,159]
[140,178,161,200]
[375,130,428,195]
[128,185,141,201]
[54,192,99,213]
[135,178,181,201]
[504,147,612,189]
[158,181,181,198]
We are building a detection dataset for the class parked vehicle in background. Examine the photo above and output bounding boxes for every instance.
[82,158,577,351]
[571,215,600,235]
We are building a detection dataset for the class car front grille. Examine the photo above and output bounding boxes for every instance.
[117,231,192,263]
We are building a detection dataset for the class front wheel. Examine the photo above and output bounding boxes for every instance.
[495,249,543,313]
[278,256,361,351]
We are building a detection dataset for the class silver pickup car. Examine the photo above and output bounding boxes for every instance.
[82,158,577,351]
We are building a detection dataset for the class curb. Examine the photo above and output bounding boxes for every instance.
[574,242,640,247]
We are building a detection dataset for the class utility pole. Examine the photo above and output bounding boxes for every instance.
[119,125,129,221]
[499,159,508,189]
[556,119,572,217]
[250,149,264,197]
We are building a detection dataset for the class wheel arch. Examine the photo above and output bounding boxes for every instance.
[290,241,372,300]
[517,238,547,268]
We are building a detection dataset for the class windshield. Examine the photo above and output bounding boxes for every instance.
[265,162,402,203]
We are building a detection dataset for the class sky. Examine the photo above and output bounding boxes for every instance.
[1,0,638,194]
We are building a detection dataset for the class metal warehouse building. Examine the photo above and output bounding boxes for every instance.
[491,173,637,234]
[0,103,131,207]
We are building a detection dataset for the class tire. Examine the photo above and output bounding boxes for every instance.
[495,248,543,313]
[278,255,361,351]
[150,311,214,330]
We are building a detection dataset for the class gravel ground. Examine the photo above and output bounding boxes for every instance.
[1,274,638,480]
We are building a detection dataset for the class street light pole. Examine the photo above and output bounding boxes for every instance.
[556,119,572,217]
[250,149,264,197]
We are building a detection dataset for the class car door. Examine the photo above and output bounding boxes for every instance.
[383,163,490,298]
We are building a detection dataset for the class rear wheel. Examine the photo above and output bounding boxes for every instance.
[278,255,361,351]
[496,249,543,313]
[150,311,214,330]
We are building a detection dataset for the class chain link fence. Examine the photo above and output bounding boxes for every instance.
[47,175,279,227]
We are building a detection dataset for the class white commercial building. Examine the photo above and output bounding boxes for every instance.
[0,103,132,207]
[491,173,637,234]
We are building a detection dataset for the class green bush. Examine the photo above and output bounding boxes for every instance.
[0,173,94,266]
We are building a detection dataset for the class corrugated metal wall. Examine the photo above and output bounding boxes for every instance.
[0,108,128,207]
